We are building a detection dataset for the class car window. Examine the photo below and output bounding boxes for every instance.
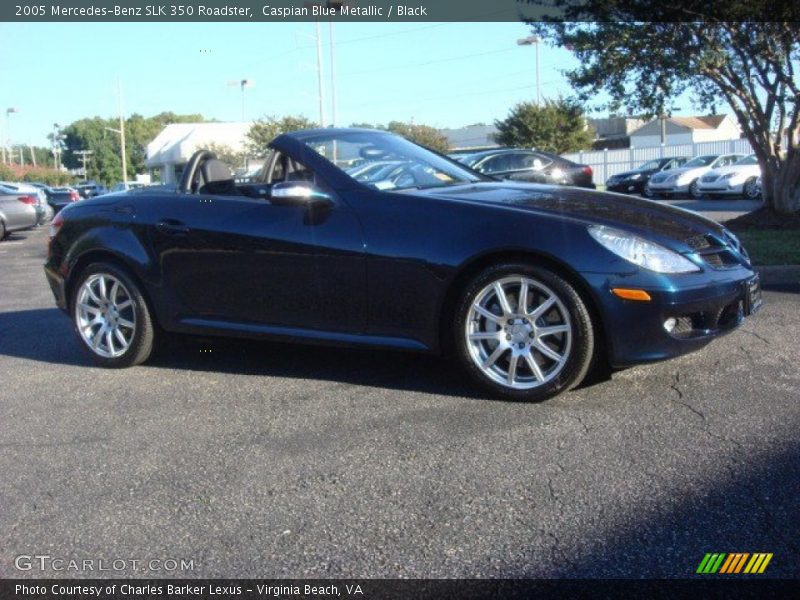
[480,154,512,173]
[735,154,758,166]
[257,151,315,185]
[684,155,717,168]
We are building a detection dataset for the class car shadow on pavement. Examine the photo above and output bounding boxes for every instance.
[0,308,617,401]
[487,441,800,579]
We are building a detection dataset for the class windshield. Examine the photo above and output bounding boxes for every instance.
[735,154,758,166]
[298,130,483,191]
[638,159,665,171]
[684,155,717,168]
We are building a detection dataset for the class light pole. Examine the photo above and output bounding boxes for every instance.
[227,79,252,121]
[6,107,19,165]
[517,36,541,104]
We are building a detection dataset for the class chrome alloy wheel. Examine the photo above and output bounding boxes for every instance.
[465,276,572,390]
[75,273,136,358]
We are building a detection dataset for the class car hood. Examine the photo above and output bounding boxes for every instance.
[409,182,725,243]
[662,165,711,179]
[609,168,651,179]
[704,164,760,177]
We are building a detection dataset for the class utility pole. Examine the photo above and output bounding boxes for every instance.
[6,107,19,165]
[74,150,93,180]
[517,36,541,104]
[315,22,326,127]
[329,21,336,127]
[118,78,127,185]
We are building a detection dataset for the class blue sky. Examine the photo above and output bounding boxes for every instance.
[0,21,697,146]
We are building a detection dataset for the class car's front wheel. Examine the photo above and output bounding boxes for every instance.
[689,179,703,199]
[71,262,155,367]
[743,177,760,200]
[642,182,655,198]
[454,263,596,402]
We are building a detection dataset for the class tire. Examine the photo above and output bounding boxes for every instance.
[70,262,155,368]
[743,177,760,200]
[0,220,6,241]
[454,263,595,402]
[642,182,654,198]
[689,179,703,199]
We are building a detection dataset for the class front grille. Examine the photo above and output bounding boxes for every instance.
[685,232,748,269]
[701,174,719,183]
[650,174,667,184]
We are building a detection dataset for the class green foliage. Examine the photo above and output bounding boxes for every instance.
[529,14,800,213]
[0,162,73,186]
[206,143,249,169]
[62,112,206,186]
[493,98,594,153]
[246,115,317,158]
[386,121,450,153]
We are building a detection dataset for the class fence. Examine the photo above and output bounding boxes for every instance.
[562,138,754,186]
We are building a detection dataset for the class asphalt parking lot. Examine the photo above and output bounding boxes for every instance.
[1,224,798,579]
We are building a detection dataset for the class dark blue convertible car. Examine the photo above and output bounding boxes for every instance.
[45,129,761,402]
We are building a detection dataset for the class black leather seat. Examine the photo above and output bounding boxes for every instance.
[197,159,239,195]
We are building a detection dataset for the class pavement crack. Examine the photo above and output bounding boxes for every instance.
[668,371,706,422]
[740,328,771,346]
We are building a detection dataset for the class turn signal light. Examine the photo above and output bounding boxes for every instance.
[611,288,652,301]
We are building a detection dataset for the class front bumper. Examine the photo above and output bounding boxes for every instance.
[648,182,691,194]
[697,182,745,195]
[607,181,644,194]
[582,268,760,366]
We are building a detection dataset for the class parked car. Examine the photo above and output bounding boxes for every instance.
[456,148,595,189]
[45,128,760,402]
[647,154,745,198]
[110,181,146,193]
[0,184,39,239]
[0,181,49,225]
[76,181,108,198]
[696,154,762,199]
[605,157,688,197]
[45,186,81,213]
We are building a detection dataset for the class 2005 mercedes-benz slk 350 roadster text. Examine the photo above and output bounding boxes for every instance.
[44,129,761,402]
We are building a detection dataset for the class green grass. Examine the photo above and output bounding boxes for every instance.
[737,230,800,265]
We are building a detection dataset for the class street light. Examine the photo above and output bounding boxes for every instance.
[517,35,541,104]
[228,79,253,121]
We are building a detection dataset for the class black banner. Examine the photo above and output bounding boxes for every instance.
[2,579,799,600]
[2,0,799,23]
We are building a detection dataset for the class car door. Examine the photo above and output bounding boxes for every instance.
[148,151,366,334]
[503,152,548,183]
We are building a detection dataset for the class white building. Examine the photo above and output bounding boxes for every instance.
[145,122,253,184]
[629,114,741,148]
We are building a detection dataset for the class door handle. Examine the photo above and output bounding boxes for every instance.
[156,219,189,235]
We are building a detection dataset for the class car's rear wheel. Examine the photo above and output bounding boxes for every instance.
[71,262,155,367]
[454,263,595,402]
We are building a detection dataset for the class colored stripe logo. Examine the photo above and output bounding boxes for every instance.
[697,552,773,574]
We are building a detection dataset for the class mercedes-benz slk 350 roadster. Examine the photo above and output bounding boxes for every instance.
[44,129,761,402]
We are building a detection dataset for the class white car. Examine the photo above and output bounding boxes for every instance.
[696,154,761,199]
[647,153,745,198]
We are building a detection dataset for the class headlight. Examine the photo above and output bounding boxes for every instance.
[720,173,735,180]
[588,225,701,273]
[628,173,642,181]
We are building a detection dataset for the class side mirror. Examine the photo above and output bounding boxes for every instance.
[270,181,333,206]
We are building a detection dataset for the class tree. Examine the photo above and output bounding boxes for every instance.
[493,98,594,153]
[526,7,800,213]
[62,112,206,185]
[205,143,249,169]
[246,115,317,158]
[386,121,450,153]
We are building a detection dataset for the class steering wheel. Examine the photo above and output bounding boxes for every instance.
[179,150,218,194]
